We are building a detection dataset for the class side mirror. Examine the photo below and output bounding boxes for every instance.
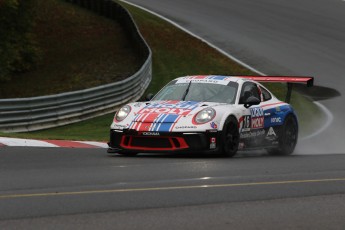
[145,93,154,101]
[244,96,260,108]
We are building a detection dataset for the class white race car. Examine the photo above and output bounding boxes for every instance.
[108,75,313,157]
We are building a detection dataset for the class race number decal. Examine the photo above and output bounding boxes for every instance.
[242,115,251,131]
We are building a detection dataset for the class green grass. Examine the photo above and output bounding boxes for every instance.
[124,3,253,94]
[0,0,141,98]
[0,0,324,141]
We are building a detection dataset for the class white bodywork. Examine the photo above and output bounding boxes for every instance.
[111,76,289,135]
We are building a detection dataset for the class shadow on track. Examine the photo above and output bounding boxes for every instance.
[294,84,340,101]
[108,151,300,159]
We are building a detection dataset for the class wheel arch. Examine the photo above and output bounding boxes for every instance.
[267,111,299,155]
[281,109,299,130]
[267,103,299,130]
[218,112,241,131]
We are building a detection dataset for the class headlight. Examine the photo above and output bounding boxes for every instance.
[193,108,216,124]
[115,105,131,122]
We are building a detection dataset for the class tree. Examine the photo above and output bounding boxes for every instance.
[0,0,40,81]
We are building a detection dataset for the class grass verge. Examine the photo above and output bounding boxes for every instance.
[0,0,141,98]
[0,1,324,141]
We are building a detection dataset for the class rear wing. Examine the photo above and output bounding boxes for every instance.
[237,76,314,103]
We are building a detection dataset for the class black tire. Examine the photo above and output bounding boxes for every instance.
[267,114,298,156]
[220,116,240,157]
[117,152,138,157]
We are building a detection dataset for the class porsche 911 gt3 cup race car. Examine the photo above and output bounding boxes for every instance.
[108,75,313,157]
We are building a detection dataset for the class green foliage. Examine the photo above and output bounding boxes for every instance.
[0,0,140,98]
[0,1,323,141]
[0,0,40,81]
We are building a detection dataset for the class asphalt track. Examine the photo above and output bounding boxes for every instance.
[1,147,345,229]
[2,1,345,229]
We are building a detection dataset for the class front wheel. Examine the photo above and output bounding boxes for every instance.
[267,114,298,156]
[220,116,240,157]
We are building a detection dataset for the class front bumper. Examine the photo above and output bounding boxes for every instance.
[108,129,221,154]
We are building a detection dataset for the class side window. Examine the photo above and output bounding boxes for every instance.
[239,82,260,104]
[260,86,272,101]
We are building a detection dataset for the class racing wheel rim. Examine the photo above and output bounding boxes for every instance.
[223,117,239,157]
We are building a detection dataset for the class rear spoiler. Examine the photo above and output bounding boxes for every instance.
[237,76,314,103]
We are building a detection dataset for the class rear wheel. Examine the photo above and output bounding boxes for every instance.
[267,115,298,156]
[220,116,239,157]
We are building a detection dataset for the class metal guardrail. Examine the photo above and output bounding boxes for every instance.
[0,0,152,133]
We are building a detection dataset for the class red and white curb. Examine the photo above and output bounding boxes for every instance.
[0,137,108,148]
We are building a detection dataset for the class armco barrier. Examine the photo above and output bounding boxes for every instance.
[0,0,152,133]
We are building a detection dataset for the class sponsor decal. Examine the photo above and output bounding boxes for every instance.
[144,101,199,110]
[267,127,277,137]
[251,107,264,117]
[129,101,202,132]
[138,107,192,116]
[137,101,200,116]
[250,107,264,129]
[266,127,278,141]
[210,122,218,129]
[251,117,264,129]
[175,125,197,129]
[129,113,181,132]
[176,76,231,85]
[240,129,265,139]
[142,132,160,136]
[113,124,129,129]
[271,117,282,123]
[183,76,208,80]
[184,75,230,80]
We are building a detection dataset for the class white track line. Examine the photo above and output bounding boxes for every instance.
[300,101,334,140]
[120,0,333,140]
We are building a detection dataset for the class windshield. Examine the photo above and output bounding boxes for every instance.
[152,80,238,104]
